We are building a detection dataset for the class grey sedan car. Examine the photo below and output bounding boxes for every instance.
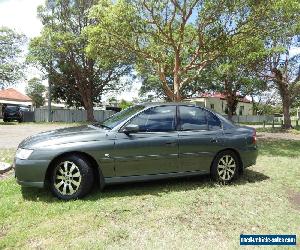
[14,103,258,200]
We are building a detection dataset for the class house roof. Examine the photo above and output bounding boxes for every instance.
[0,88,32,102]
[198,92,251,103]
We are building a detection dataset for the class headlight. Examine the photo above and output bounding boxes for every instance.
[16,148,34,160]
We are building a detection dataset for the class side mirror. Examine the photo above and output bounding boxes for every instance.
[123,124,139,134]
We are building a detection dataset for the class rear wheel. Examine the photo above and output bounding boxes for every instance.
[50,155,94,200]
[211,150,240,183]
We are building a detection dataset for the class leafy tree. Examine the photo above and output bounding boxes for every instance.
[28,0,132,121]
[205,37,268,119]
[0,27,26,87]
[256,1,300,128]
[25,77,46,108]
[87,0,281,102]
[187,1,300,120]
[119,99,133,110]
[264,47,300,128]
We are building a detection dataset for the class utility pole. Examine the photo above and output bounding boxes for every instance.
[48,64,52,122]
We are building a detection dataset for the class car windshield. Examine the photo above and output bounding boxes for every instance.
[6,106,18,112]
[93,105,145,129]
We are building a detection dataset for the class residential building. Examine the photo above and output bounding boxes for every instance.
[186,92,253,116]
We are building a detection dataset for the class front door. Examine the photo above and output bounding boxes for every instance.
[114,105,179,177]
[178,105,224,173]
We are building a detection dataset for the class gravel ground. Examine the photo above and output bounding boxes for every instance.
[0,123,72,149]
[257,132,300,141]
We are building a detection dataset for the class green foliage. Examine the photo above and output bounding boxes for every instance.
[27,0,132,119]
[87,0,300,103]
[0,27,26,87]
[88,0,257,100]
[25,78,46,108]
[119,99,133,110]
[253,103,282,115]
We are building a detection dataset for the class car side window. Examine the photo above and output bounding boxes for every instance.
[179,106,221,131]
[179,106,208,131]
[206,111,222,130]
[128,106,176,132]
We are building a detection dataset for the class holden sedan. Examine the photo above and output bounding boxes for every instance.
[14,103,258,200]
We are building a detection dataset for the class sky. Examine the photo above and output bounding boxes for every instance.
[0,0,140,101]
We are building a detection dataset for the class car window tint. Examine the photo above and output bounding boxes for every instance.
[6,106,18,112]
[129,106,176,132]
[206,111,221,130]
[179,106,208,131]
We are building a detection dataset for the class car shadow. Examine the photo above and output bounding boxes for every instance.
[21,169,270,203]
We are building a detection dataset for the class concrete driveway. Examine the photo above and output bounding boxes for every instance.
[0,123,71,149]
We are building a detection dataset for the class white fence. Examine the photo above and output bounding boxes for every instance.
[229,115,300,123]
[35,109,115,122]
[230,115,276,123]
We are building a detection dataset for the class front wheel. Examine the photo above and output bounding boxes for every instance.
[211,150,240,183]
[50,155,94,200]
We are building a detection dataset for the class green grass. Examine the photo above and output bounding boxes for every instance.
[0,140,299,249]
[0,149,15,164]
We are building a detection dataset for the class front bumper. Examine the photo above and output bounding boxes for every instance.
[14,158,50,188]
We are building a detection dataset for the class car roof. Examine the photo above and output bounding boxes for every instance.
[139,102,197,107]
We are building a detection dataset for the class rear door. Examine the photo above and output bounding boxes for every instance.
[114,105,179,176]
[178,105,224,173]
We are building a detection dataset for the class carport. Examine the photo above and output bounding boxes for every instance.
[0,88,32,118]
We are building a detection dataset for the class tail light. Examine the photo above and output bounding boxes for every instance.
[252,129,257,144]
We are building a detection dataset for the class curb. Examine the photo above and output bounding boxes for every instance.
[0,162,12,175]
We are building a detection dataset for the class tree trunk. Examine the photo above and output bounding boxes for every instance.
[224,80,238,121]
[282,99,291,129]
[272,68,292,129]
[85,100,95,122]
[226,96,238,121]
[173,50,182,102]
[173,82,181,102]
[79,83,95,122]
[251,95,255,115]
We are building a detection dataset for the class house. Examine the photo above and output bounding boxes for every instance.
[0,88,32,118]
[186,92,253,116]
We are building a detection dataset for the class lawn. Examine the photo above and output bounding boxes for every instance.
[0,139,299,249]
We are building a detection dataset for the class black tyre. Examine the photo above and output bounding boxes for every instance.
[50,155,94,200]
[211,150,240,183]
[3,118,7,122]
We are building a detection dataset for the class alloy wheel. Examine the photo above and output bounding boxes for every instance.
[217,155,236,181]
[54,161,82,196]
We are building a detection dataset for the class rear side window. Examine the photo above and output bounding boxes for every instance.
[206,111,221,130]
[179,106,221,131]
[128,106,176,132]
[179,106,208,130]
